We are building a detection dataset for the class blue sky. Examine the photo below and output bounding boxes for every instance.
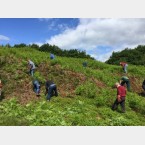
[1,18,145,62]
[0,18,79,46]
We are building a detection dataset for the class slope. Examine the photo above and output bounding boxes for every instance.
[0,47,145,126]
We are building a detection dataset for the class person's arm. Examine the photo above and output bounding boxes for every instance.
[117,87,121,102]
[117,94,121,102]
[28,62,31,69]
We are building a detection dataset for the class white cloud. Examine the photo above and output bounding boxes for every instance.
[45,18,145,62]
[0,35,10,41]
[92,52,113,62]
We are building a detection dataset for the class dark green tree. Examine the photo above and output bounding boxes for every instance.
[106,45,145,65]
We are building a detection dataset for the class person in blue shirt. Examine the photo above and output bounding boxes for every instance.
[50,53,55,60]
[45,80,58,101]
[28,59,36,77]
[33,79,40,96]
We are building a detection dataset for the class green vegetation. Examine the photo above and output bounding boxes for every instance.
[2,43,94,59]
[0,46,145,126]
[106,45,145,65]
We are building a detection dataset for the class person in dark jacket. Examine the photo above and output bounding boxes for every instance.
[112,82,127,113]
[45,80,58,101]
[33,79,40,96]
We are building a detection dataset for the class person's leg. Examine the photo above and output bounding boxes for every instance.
[30,69,32,76]
[142,85,145,91]
[0,88,1,96]
[36,87,40,96]
[126,80,131,91]
[53,86,58,96]
[112,99,119,111]
[124,64,127,73]
[120,98,125,113]
[31,69,34,77]
[46,86,53,100]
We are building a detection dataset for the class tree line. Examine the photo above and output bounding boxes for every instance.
[105,45,145,65]
[0,43,94,60]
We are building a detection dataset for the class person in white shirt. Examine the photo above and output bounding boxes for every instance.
[28,59,36,77]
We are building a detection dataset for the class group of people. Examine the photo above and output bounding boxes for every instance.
[112,62,129,113]
[28,53,58,101]
[112,62,145,113]
[119,61,145,91]
[112,73,130,113]
[1,58,145,113]
[32,79,58,101]
[27,53,55,77]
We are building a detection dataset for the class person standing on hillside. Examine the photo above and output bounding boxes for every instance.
[28,59,36,77]
[120,75,130,91]
[120,62,128,73]
[45,80,58,101]
[50,53,55,60]
[112,82,127,113]
[32,79,41,96]
[0,80,2,97]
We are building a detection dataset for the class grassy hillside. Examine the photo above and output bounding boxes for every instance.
[1,47,145,126]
